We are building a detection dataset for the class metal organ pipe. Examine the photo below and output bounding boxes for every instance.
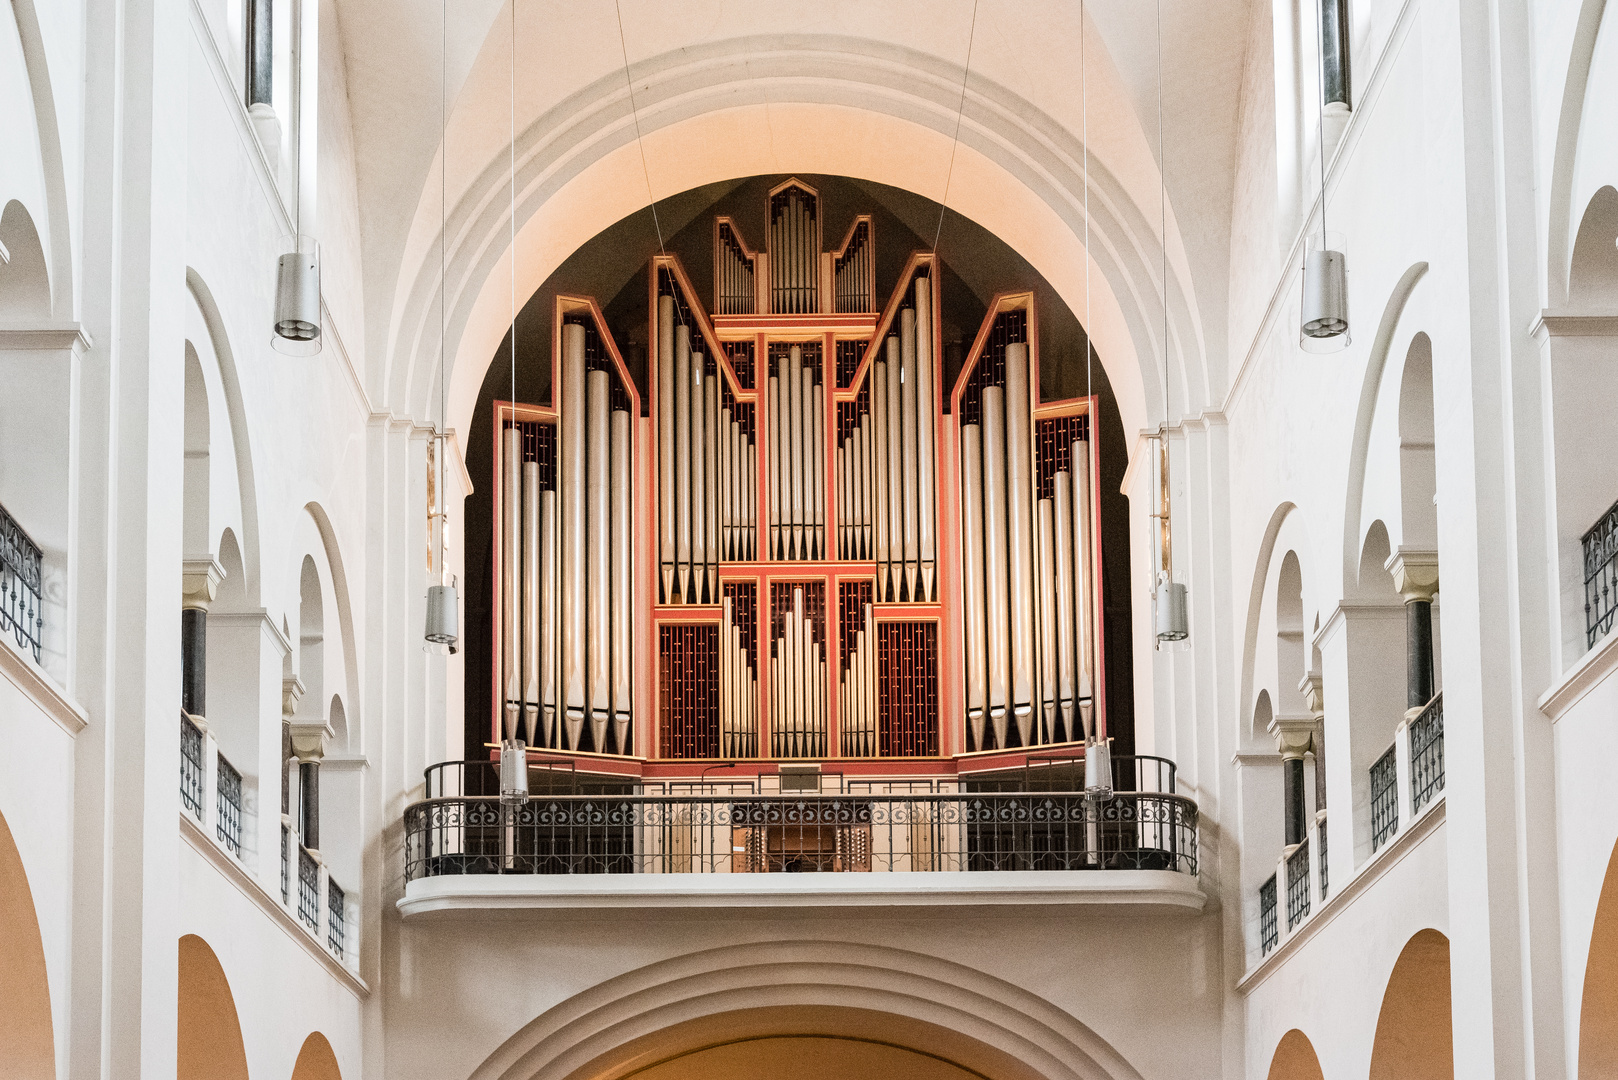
[1036,497,1058,745]
[768,373,780,558]
[915,280,936,602]
[871,356,890,593]
[690,354,707,605]
[658,296,675,602]
[720,400,733,560]
[673,325,692,602]
[809,368,822,558]
[960,422,988,751]
[562,323,587,749]
[501,426,522,743]
[1072,437,1096,739]
[586,368,611,752]
[522,460,541,747]
[787,347,804,559]
[704,368,718,598]
[611,407,632,754]
[899,309,920,603]
[1004,343,1036,746]
[981,386,1011,749]
[884,336,904,601]
[539,488,558,748]
[1052,475,1078,743]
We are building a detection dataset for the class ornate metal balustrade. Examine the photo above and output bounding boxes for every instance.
[180,713,205,819]
[297,845,319,930]
[1285,839,1311,930]
[402,788,1198,881]
[1584,498,1618,647]
[1410,693,1444,814]
[1370,742,1399,851]
[281,823,291,904]
[1317,815,1329,899]
[327,878,345,957]
[0,500,44,662]
[216,752,243,856]
[1259,873,1278,955]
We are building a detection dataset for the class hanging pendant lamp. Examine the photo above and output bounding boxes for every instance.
[424,0,460,657]
[1300,0,1350,351]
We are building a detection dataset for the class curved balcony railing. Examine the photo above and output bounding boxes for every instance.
[402,787,1198,882]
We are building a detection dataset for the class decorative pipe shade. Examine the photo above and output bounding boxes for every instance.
[1300,248,1348,341]
[425,582,459,650]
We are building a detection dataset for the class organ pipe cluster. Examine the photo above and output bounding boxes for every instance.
[958,338,1095,753]
[770,583,827,758]
[840,277,937,601]
[501,321,633,756]
[769,186,819,314]
[767,345,825,561]
[720,585,759,757]
[715,221,755,315]
[834,220,873,313]
[838,582,877,756]
[657,295,751,604]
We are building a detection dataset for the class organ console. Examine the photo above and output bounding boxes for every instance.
[489,181,1106,773]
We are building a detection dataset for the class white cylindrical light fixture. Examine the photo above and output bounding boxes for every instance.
[1084,737,1113,798]
[499,739,529,805]
[273,236,322,354]
[1155,573,1189,641]
[1299,239,1349,350]
[425,580,459,652]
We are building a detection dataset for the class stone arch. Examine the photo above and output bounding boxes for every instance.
[1275,551,1306,715]
[1397,334,1437,550]
[1265,1029,1324,1080]
[1241,503,1297,746]
[0,200,50,320]
[183,343,211,556]
[1571,185,1618,308]
[1547,0,1618,303]
[1367,929,1453,1080]
[177,934,249,1080]
[297,555,325,724]
[290,1031,343,1080]
[304,502,362,745]
[469,941,1147,1080]
[1356,521,1397,601]
[1579,839,1618,1075]
[0,808,54,1080]
[5,0,73,315]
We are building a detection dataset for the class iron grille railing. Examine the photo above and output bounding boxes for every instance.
[297,845,319,930]
[281,824,291,904]
[402,790,1199,881]
[0,500,44,662]
[180,713,205,819]
[1259,873,1279,955]
[1584,498,1618,646]
[1410,693,1445,814]
[327,878,345,957]
[1285,840,1311,930]
[215,752,242,855]
[1317,816,1329,899]
[1370,742,1399,851]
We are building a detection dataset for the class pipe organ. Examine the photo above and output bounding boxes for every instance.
[489,182,1107,777]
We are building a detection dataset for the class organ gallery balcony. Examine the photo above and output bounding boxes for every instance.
[396,758,1203,917]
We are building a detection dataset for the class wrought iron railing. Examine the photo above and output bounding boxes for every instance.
[0,500,44,662]
[1410,693,1444,814]
[1259,873,1278,955]
[1286,840,1311,930]
[297,845,319,930]
[281,823,291,904]
[1317,815,1329,899]
[1584,499,1618,647]
[215,752,242,856]
[1370,742,1399,851]
[402,789,1199,882]
[180,713,205,819]
[327,878,345,957]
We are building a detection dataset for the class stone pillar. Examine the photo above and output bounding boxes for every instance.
[1269,714,1317,847]
[180,559,222,722]
[1386,549,1440,716]
[281,676,303,820]
[1299,672,1327,812]
[290,708,329,857]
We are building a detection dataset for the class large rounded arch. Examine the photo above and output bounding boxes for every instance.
[1367,929,1452,1080]
[1579,839,1618,1075]
[291,1032,343,1080]
[469,941,1147,1080]
[0,808,54,1080]
[177,934,249,1080]
[1265,1030,1323,1080]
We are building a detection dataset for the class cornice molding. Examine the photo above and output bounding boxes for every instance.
[1540,630,1618,720]
[1531,310,1618,338]
[0,641,87,737]
[0,322,93,351]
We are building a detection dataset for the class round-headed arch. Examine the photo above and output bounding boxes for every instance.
[1367,929,1452,1080]
[1265,1029,1323,1080]
[0,807,54,1080]
[177,934,249,1080]
[469,940,1146,1080]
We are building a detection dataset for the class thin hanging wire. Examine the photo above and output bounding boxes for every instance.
[932,0,980,255]
[1158,0,1168,432]
[1082,0,1092,411]
[1316,0,1329,243]
[508,0,516,407]
[438,0,448,576]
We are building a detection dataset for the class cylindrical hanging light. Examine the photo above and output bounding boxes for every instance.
[1083,736,1113,798]
[426,578,459,651]
[1154,572,1188,642]
[499,738,529,805]
[1151,434,1189,643]
[1300,245,1348,342]
[273,237,322,354]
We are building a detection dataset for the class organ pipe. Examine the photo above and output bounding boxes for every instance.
[1004,343,1036,747]
[501,426,522,743]
[1036,497,1058,745]
[586,368,611,751]
[811,379,824,559]
[1072,437,1096,739]
[899,309,919,603]
[1053,476,1077,743]
[872,356,890,593]
[769,373,781,559]
[611,407,632,754]
[915,280,936,602]
[674,325,692,603]
[690,353,707,605]
[658,297,675,602]
[883,338,903,599]
[522,460,540,747]
[539,488,559,748]
[981,386,1011,750]
[562,323,588,750]
[960,422,988,751]
[706,375,718,588]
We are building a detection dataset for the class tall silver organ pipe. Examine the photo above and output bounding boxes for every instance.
[980,385,1011,750]
[1035,497,1058,745]
[811,379,824,558]
[1052,475,1077,742]
[586,369,612,751]
[521,460,541,746]
[768,373,781,560]
[658,297,675,602]
[788,347,803,558]
[539,488,559,748]
[883,336,903,599]
[899,309,920,602]
[914,279,937,602]
[840,600,877,756]
[1072,436,1096,739]
[720,399,733,560]
[690,353,707,604]
[501,426,522,743]
[721,596,759,757]
[705,374,718,592]
[1004,343,1036,747]
[562,323,588,749]
[673,325,692,603]
[769,585,826,757]
[960,423,988,751]
[610,407,632,754]
[871,355,890,591]
[767,346,822,561]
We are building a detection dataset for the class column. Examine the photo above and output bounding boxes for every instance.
[1386,549,1439,717]
[180,559,222,722]
[1269,714,1316,847]
[291,712,329,856]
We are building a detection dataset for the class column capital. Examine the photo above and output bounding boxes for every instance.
[281,675,306,718]
[181,557,225,611]
[1384,548,1439,603]
[1298,672,1325,718]
[290,721,331,763]
[1268,713,1318,759]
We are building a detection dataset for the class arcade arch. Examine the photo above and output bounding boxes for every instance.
[291,1031,344,1080]
[1367,929,1452,1080]
[177,934,250,1080]
[0,809,54,1080]
[1579,839,1618,1076]
[1265,1029,1323,1080]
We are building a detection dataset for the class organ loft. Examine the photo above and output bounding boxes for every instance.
[480,178,1115,812]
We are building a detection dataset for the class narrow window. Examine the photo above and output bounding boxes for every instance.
[245,0,272,107]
